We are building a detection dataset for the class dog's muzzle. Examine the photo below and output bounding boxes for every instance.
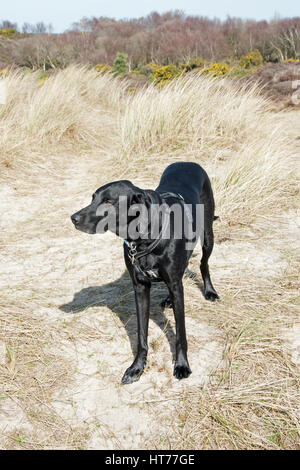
[71,213,81,226]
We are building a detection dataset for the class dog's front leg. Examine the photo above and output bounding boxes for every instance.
[167,280,192,380]
[122,282,150,384]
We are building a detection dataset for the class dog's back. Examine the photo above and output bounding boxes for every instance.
[156,162,211,205]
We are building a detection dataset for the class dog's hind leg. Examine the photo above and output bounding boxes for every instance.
[166,280,191,379]
[200,227,219,301]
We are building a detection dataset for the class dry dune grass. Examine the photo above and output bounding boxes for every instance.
[0,66,299,449]
[0,67,126,167]
[120,76,265,156]
[173,234,300,449]
[119,74,297,226]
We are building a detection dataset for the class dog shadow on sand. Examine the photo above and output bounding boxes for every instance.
[59,258,205,361]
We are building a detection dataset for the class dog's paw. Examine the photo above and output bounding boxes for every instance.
[204,290,219,302]
[160,296,173,309]
[121,364,144,385]
[173,363,192,380]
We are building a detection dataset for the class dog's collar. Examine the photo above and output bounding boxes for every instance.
[124,191,187,279]
[159,191,184,201]
[124,208,170,265]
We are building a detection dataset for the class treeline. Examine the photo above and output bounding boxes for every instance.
[0,11,300,70]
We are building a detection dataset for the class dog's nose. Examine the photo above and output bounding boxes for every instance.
[71,214,81,225]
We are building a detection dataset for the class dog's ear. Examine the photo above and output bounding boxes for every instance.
[130,190,150,236]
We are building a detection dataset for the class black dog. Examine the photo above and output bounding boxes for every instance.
[71,162,219,384]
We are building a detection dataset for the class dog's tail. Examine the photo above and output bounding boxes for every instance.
[213,215,219,221]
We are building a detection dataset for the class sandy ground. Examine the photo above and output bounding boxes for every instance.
[0,150,299,449]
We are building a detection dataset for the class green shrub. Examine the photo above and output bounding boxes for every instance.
[113,52,129,75]
[240,49,263,68]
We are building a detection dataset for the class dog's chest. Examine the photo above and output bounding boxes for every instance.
[135,253,162,282]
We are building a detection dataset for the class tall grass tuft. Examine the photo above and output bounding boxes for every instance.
[0,66,127,163]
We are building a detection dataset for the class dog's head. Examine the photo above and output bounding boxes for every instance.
[71,180,150,237]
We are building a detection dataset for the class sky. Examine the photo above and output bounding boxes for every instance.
[1,0,299,33]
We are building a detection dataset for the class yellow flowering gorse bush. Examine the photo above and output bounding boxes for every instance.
[95,64,113,73]
[153,64,182,87]
[240,49,263,68]
[203,62,230,76]
[0,28,18,39]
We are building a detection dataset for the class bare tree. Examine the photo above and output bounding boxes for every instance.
[0,20,18,29]
[21,21,53,34]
